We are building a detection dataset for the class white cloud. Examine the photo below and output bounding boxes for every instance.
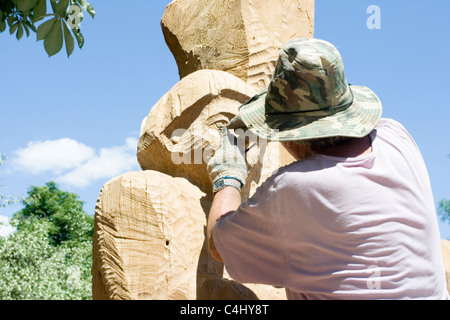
[56,137,139,188]
[0,215,16,238]
[13,138,95,175]
[11,137,140,189]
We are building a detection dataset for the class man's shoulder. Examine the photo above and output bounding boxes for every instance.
[375,118,418,146]
[259,156,324,190]
[251,161,303,197]
[376,118,409,135]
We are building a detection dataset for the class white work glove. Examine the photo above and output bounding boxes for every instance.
[207,127,248,193]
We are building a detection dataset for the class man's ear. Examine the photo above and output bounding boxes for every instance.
[281,141,295,150]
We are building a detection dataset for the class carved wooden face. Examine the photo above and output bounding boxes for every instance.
[137,70,262,193]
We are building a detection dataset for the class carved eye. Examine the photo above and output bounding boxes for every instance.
[205,112,235,129]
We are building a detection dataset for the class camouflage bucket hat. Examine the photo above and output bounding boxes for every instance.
[238,38,382,141]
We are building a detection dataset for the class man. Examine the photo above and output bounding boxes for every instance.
[206,38,449,299]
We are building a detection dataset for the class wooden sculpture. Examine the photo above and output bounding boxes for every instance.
[92,69,291,299]
[161,0,315,92]
[92,0,450,299]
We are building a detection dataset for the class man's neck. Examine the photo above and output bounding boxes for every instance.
[315,136,373,158]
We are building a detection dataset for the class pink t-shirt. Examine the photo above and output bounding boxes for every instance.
[213,118,449,299]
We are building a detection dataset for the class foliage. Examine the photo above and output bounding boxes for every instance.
[14,181,93,245]
[0,0,95,57]
[437,154,450,226]
[438,199,450,224]
[0,154,20,209]
[0,181,94,299]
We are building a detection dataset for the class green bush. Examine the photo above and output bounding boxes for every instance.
[0,182,93,300]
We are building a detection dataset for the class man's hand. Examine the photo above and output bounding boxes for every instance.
[207,127,248,193]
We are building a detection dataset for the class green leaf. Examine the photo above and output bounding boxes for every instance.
[71,26,83,48]
[74,0,88,10]
[16,22,24,40]
[0,19,6,33]
[44,18,63,57]
[23,23,30,37]
[17,0,39,12]
[7,15,15,27]
[21,10,31,22]
[33,0,47,22]
[74,0,95,18]
[37,17,57,41]
[51,0,70,17]
[63,21,74,57]
[25,20,36,32]
[10,21,18,35]
[86,3,95,18]
[50,0,57,11]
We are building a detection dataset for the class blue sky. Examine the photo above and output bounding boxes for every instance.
[1,1,449,239]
